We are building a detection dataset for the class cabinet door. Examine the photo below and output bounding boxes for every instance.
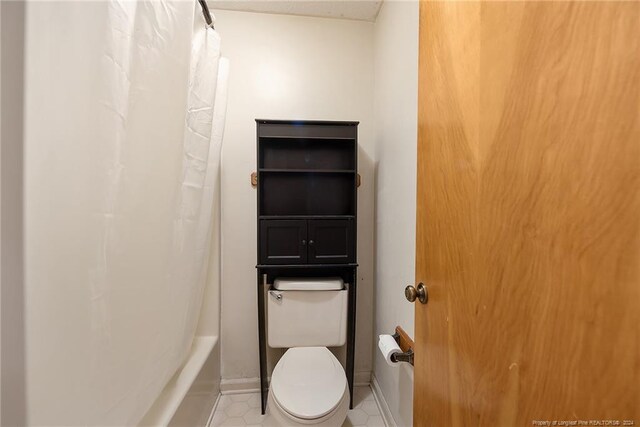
[307,219,355,264]
[259,220,307,265]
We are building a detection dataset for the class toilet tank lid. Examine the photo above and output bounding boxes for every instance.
[273,277,344,291]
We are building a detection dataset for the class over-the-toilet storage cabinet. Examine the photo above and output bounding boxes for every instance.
[255,119,358,414]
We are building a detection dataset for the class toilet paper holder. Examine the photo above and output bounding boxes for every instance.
[391,326,414,366]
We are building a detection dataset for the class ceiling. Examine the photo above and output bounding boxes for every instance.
[210,0,384,22]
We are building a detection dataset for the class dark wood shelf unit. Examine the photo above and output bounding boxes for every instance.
[255,119,358,415]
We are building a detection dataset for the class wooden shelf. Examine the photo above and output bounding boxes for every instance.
[259,172,355,216]
[259,215,355,220]
[257,263,358,269]
[259,168,356,174]
[258,135,355,141]
[259,139,356,170]
[255,119,359,126]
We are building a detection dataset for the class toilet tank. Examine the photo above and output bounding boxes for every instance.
[268,278,348,348]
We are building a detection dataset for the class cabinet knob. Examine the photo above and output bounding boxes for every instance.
[405,283,428,304]
[309,240,315,246]
[302,240,306,246]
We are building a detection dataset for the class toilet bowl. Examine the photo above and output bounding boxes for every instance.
[267,347,349,426]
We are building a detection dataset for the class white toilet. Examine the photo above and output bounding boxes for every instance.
[266,277,350,426]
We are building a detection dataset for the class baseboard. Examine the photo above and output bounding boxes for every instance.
[355,370,372,386]
[220,377,261,394]
[371,375,397,427]
[221,370,371,395]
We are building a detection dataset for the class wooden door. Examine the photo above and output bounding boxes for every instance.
[414,1,639,426]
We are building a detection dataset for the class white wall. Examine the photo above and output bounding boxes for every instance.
[214,9,376,386]
[373,1,419,426]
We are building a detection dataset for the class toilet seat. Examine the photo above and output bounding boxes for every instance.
[270,347,347,421]
[269,386,349,426]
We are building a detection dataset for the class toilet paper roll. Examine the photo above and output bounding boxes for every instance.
[378,334,401,366]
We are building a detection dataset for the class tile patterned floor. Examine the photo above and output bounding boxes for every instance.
[210,386,385,427]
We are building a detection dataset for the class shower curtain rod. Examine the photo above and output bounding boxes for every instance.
[198,0,215,29]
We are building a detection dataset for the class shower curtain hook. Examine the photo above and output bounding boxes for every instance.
[197,0,215,29]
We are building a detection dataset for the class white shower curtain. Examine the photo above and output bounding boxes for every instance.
[23,1,227,425]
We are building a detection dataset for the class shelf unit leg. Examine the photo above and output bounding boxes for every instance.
[257,271,268,414]
[346,268,357,409]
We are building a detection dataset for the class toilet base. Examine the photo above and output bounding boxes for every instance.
[265,387,350,426]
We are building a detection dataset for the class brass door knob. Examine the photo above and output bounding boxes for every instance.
[405,283,428,304]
